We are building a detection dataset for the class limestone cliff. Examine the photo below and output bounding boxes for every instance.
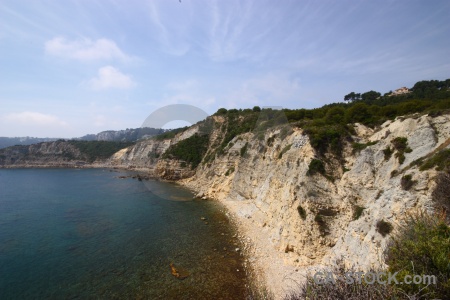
[110,112,450,272]
[182,113,450,271]
[2,112,448,275]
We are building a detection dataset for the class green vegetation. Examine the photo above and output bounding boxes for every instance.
[278,144,292,159]
[351,140,378,153]
[376,219,393,237]
[297,205,306,220]
[240,142,249,157]
[314,214,327,233]
[400,174,416,190]
[286,211,450,299]
[353,205,365,220]
[307,159,325,176]
[419,149,450,171]
[68,140,134,163]
[153,127,189,140]
[385,212,450,299]
[162,133,209,169]
[388,137,411,164]
[432,172,450,219]
[224,166,235,176]
[383,146,393,160]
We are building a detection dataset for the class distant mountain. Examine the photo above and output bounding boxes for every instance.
[76,127,167,142]
[0,137,60,149]
[0,127,169,149]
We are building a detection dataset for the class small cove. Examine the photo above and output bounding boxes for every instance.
[0,168,248,299]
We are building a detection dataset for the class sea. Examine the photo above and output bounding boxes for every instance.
[0,169,248,299]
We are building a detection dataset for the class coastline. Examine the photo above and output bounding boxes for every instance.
[0,164,311,298]
[179,180,320,300]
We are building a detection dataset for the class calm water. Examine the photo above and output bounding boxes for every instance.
[0,169,247,299]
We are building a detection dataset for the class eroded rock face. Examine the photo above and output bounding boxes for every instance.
[0,141,89,168]
[179,114,450,270]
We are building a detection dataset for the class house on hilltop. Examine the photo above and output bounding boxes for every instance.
[390,87,410,96]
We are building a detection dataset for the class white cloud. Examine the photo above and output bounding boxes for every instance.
[45,37,131,61]
[87,66,136,90]
[3,111,68,126]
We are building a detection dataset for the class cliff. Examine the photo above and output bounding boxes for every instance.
[1,108,449,297]
[0,140,133,168]
[109,111,450,295]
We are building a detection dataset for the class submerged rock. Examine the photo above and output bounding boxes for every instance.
[169,263,189,280]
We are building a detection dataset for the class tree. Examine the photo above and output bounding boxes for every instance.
[252,106,261,112]
[215,108,228,115]
[325,107,345,124]
[361,90,381,102]
[344,92,361,102]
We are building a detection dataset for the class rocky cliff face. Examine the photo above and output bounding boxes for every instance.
[120,113,448,272]
[110,124,200,178]
[2,113,448,274]
[0,141,91,168]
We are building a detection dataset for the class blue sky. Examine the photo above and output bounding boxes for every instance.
[1,0,449,138]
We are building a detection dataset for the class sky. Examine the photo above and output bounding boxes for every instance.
[1,0,449,138]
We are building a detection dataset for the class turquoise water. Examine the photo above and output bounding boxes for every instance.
[0,169,247,299]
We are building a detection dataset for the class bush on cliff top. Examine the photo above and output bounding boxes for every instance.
[162,133,209,169]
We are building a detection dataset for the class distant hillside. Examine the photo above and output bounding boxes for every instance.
[0,137,60,149]
[0,140,134,167]
[0,127,168,149]
[76,127,167,142]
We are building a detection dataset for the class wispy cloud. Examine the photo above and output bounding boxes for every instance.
[45,37,132,62]
[3,111,68,126]
[146,1,190,56]
[86,66,136,90]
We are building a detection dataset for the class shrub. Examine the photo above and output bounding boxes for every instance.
[162,133,209,169]
[432,171,450,218]
[400,174,416,190]
[297,205,307,220]
[376,220,393,237]
[278,144,292,159]
[383,147,393,160]
[68,140,134,162]
[307,159,325,176]
[353,205,365,220]
[419,149,450,171]
[395,152,406,164]
[314,214,327,233]
[240,142,249,157]
[224,166,235,176]
[391,137,408,152]
[351,141,378,154]
[284,263,397,300]
[385,212,450,299]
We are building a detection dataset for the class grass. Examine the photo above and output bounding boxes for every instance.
[419,149,450,171]
[385,212,450,299]
[286,211,450,299]
[432,171,450,220]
